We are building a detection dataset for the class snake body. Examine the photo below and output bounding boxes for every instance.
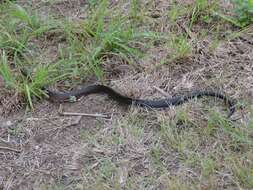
[46,84,236,117]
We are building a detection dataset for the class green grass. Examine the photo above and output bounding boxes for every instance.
[168,3,189,23]
[232,0,253,26]
[214,0,253,28]
[0,51,16,88]
[0,1,63,107]
[0,0,157,107]
[157,33,191,66]
[189,0,219,29]
[167,34,192,62]
[57,0,157,80]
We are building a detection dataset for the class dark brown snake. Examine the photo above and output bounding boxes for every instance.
[45,84,236,117]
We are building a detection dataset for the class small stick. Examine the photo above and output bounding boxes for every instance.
[0,146,21,153]
[59,111,111,118]
[58,104,111,118]
[153,86,171,97]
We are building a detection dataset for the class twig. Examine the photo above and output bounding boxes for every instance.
[58,105,111,119]
[153,86,171,97]
[59,111,111,118]
[0,146,21,153]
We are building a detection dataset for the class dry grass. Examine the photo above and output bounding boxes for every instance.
[1,0,253,189]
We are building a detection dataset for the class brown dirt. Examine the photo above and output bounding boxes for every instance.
[1,0,253,189]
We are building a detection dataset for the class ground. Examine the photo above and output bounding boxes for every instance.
[0,0,253,189]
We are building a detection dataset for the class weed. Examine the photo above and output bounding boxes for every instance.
[0,1,57,63]
[209,110,253,148]
[201,157,216,177]
[168,3,189,23]
[215,0,253,27]
[130,0,140,20]
[0,51,16,88]
[189,0,218,29]
[165,34,192,63]
[0,8,30,56]
[21,64,64,108]
[99,159,117,181]
[1,52,64,108]
[10,4,41,30]
[166,1,218,28]
[60,0,156,79]
[88,0,100,7]
[226,155,253,188]
[81,4,142,78]
[231,0,253,27]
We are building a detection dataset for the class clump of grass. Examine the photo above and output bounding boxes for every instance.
[129,0,140,19]
[189,0,219,29]
[0,2,61,108]
[0,2,56,56]
[88,0,100,7]
[167,0,218,27]
[82,1,154,77]
[215,0,253,28]
[231,0,253,27]
[163,34,191,64]
[21,64,64,108]
[0,51,64,108]
[0,51,16,89]
[0,3,30,56]
[165,1,223,56]
[226,155,253,189]
[201,157,216,177]
[60,0,156,79]
[10,4,41,30]
[167,3,189,23]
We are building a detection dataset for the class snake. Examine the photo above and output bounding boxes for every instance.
[45,84,236,117]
